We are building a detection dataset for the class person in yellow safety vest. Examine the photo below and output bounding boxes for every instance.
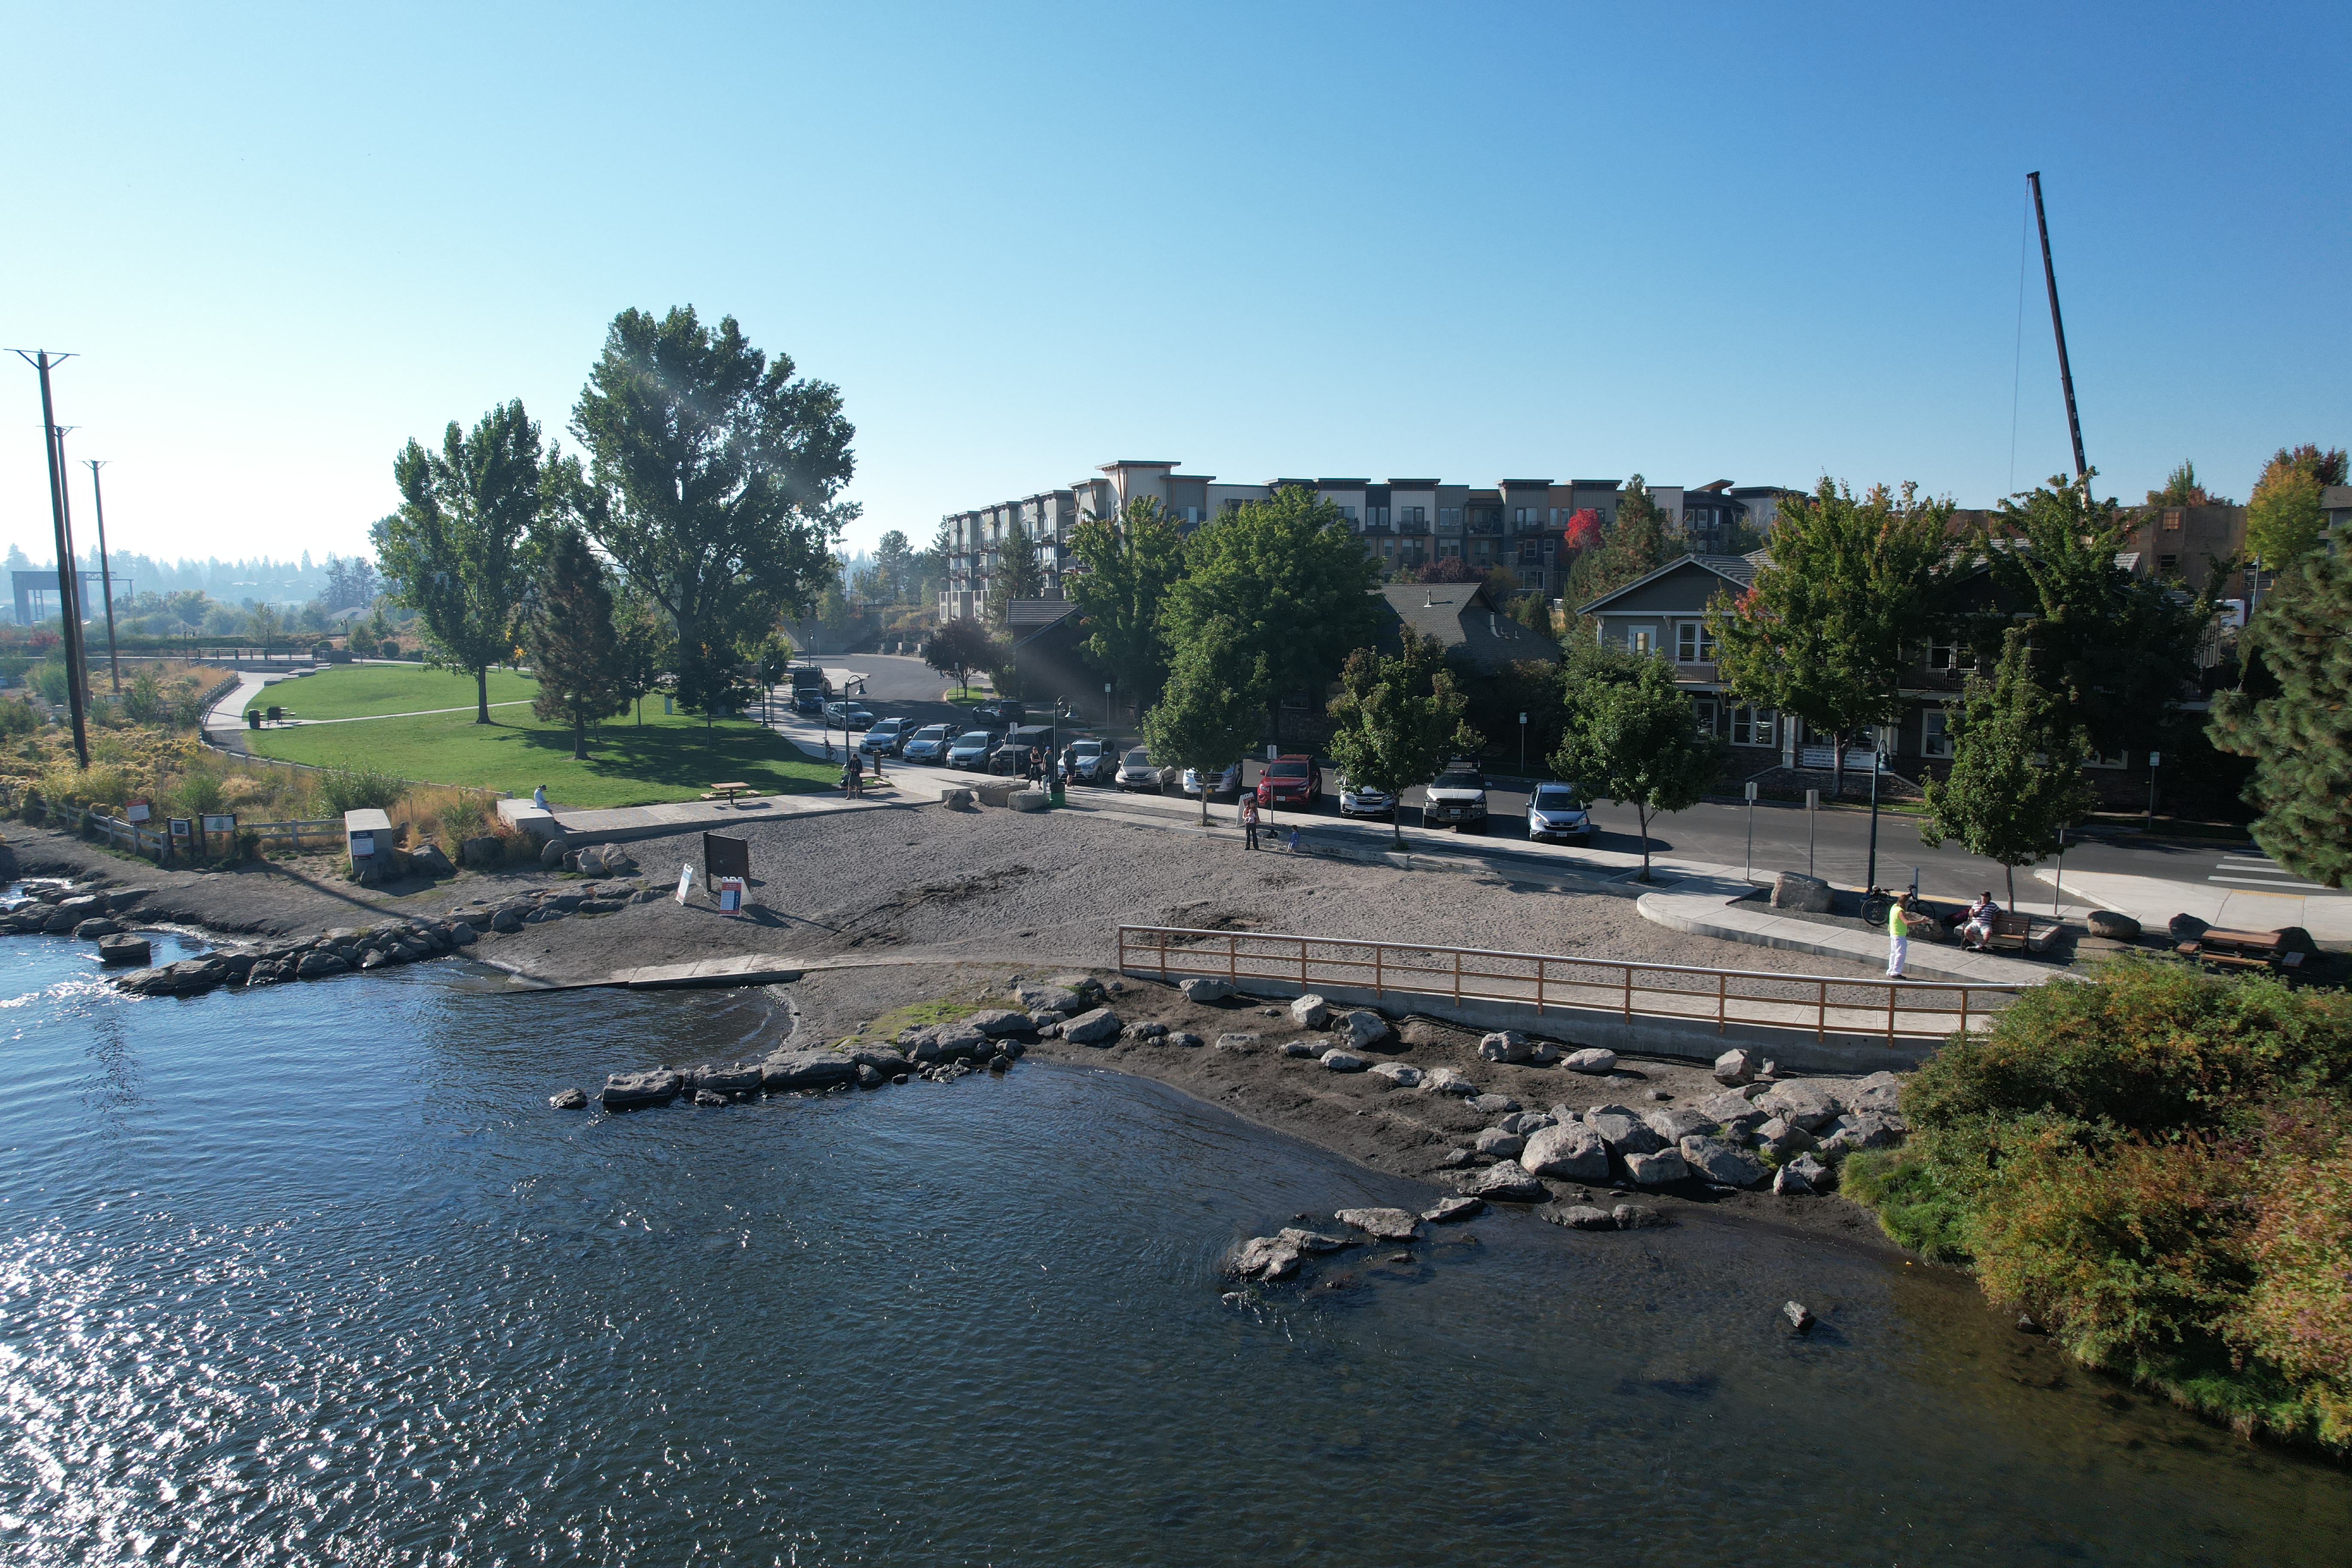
[1887,893,1925,978]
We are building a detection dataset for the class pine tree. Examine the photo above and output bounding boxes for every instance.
[2211,550,2352,887]
[1920,629,2098,906]
[527,529,627,760]
[984,516,1046,626]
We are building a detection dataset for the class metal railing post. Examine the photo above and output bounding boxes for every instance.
[1375,943,1384,1000]
[1960,988,1969,1036]
[1228,933,1237,983]
[1817,980,1826,1041]
[1622,965,1632,1022]
[1888,981,1898,1044]
[1717,972,1726,1034]
[1453,950,1462,1003]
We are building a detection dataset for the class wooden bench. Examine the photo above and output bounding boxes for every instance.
[1977,912,2063,956]
[2175,926,2303,972]
[700,781,751,804]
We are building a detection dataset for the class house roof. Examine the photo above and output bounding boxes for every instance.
[1371,583,1561,673]
[1574,553,1758,616]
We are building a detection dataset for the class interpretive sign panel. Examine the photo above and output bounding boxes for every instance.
[703,833,750,882]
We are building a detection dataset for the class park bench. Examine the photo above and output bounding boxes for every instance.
[2175,926,2304,973]
[1980,911,2063,956]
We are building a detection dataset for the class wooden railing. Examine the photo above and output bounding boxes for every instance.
[1116,925,2027,1045]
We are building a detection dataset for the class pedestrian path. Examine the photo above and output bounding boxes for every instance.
[2032,865,2352,943]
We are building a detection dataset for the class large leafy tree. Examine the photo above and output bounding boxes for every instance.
[1919,628,2098,906]
[566,306,855,717]
[1161,485,1380,738]
[1563,474,1672,610]
[923,616,996,695]
[526,529,627,760]
[1325,633,1478,847]
[374,399,544,722]
[2144,459,2231,508]
[1708,478,1952,797]
[2211,550,2352,887]
[1143,616,1270,825]
[610,585,673,726]
[1551,657,1721,881]
[1068,496,1185,715]
[2245,443,2348,568]
[1978,474,2214,761]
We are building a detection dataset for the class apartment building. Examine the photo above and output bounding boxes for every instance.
[938,460,1794,621]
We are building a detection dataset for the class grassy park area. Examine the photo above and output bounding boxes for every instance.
[251,667,836,808]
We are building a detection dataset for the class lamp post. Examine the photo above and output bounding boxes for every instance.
[1744,780,1758,882]
[1104,681,1112,729]
[1518,710,1527,777]
[2146,751,2161,832]
[1865,748,1885,892]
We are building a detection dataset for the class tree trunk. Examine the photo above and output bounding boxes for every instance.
[1637,802,1652,882]
[573,709,587,761]
[476,666,490,724]
[1828,729,1844,800]
[2005,863,2016,907]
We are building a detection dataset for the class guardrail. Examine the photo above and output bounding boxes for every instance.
[1115,924,2025,1045]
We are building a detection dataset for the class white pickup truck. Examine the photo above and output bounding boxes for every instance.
[1423,758,1488,832]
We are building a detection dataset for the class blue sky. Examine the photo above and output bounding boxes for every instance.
[4,1,2345,568]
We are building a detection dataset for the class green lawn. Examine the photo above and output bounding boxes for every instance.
[263,664,542,720]
[251,701,839,807]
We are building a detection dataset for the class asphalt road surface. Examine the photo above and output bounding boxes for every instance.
[788,655,2310,906]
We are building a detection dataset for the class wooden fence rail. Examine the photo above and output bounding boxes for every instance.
[1116,925,2027,1047]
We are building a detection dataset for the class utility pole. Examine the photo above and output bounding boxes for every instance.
[86,460,122,692]
[2027,172,2090,488]
[15,350,90,767]
[1865,748,1884,891]
[53,424,94,736]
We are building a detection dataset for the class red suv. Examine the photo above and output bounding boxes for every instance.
[1255,755,1320,811]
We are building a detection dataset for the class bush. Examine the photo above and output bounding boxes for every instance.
[176,769,228,819]
[2237,1099,2352,1447]
[316,765,405,815]
[0,698,35,738]
[1841,1148,1972,1262]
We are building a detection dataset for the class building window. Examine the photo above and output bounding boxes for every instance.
[1402,505,1425,526]
[1675,622,1717,662]
[1922,709,1951,759]
[1731,705,1776,747]
[1691,698,1718,738]
[2162,509,2183,531]
[1438,541,1461,559]
[1368,505,1389,527]
[1628,626,1655,656]
[1926,639,1978,673]
[2159,554,2178,575]
[1438,507,1461,529]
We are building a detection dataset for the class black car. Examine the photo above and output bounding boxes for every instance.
[970,699,1025,727]
[987,724,1058,775]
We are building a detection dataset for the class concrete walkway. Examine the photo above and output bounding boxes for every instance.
[2031,866,2352,943]
[1636,875,2061,986]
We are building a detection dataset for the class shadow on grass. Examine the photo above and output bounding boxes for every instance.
[520,716,833,796]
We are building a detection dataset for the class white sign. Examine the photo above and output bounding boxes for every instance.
[2150,753,2162,767]
[674,863,697,904]
[349,832,375,859]
[126,801,150,824]
[168,818,193,839]
[202,814,236,834]
[715,876,747,914]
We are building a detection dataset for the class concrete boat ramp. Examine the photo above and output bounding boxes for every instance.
[497,954,806,992]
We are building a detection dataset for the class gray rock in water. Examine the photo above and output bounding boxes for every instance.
[686,1062,765,1096]
[1477,1029,1531,1063]
[1280,1040,1319,1058]
[1520,1122,1611,1181]
[1473,1127,1524,1158]
[1543,1204,1620,1231]
[1061,1007,1123,1045]
[1582,1106,1665,1154]
[1421,1196,1482,1223]
[1468,1092,1520,1115]
[548,1087,589,1109]
[1231,1236,1303,1280]
[1644,1106,1718,1142]
[1784,1300,1815,1331]
[855,1063,884,1088]
[1772,1161,1815,1196]
[1623,1148,1691,1187]
[760,1051,857,1091]
[72,916,122,939]
[1333,1009,1394,1050]
[1713,1047,1759,1086]
[295,951,350,979]
[1783,1152,1832,1191]
[104,886,155,912]
[1334,1207,1421,1242]
[1289,993,1331,1028]
[1179,977,1234,1004]
[1613,1203,1668,1229]
[1562,1047,1617,1074]
[96,932,151,965]
[601,1069,680,1109]
[1369,1061,1421,1087]
[692,1089,729,1107]
[1458,1160,1548,1202]
[1318,1047,1368,1072]
[1680,1135,1769,1188]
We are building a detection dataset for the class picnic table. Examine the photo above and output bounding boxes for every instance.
[2176,926,2307,973]
[701,781,751,804]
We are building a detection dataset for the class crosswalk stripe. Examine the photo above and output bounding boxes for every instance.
[2207,875,2332,891]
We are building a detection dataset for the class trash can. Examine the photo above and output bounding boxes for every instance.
[1050,778,1066,808]
[245,710,261,729]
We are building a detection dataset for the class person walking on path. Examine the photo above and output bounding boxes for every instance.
[1887,892,1924,977]
[1240,792,1260,851]
[844,750,864,799]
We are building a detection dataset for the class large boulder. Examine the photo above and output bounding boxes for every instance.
[1847,1070,1904,1113]
[1770,872,1833,913]
[447,922,478,946]
[539,837,569,870]
[965,1008,1034,1037]
[1562,1047,1616,1075]
[1581,1105,1666,1155]
[600,1069,680,1109]
[1333,1010,1394,1051]
[1773,1161,1816,1196]
[2086,909,2140,940]
[1178,977,1234,1004]
[1477,1030,1532,1064]
[96,932,151,966]
[73,916,122,939]
[1679,1135,1769,1188]
[1819,1111,1908,1160]
[1420,1067,1479,1097]
[760,1051,858,1091]
[1216,1033,1262,1054]
[1009,789,1050,812]
[1469,1093,1520,1115]
[295,950,350,978]
[460,835,503,868]
[1013,982,1085,1014]
[1782,1152,1832,1191]
[1061,1007,1123,1045]
[1698,1088,1767,1124]
[1623,1147,1691,1187]
[1369,1061,1422,1088]
[1421,1196,1482,1223]
[684,1062,765,1096]
[410,843,456,877]
[1458,1160,1548,1202]
[489,909,522,933]
[1543,1204,1620,1232]
[1712,1048,1759,1086]
[2167,913,2208,940]
[1319,1047,1369,1072]
[1520,1122,1611,1181]
[1334,1207,1421,1242]
[1644,1107,1718,1142]
[1755,1117,1819,1160]
[104,886,154,912]
[1473,1127,1524,1158]
[1288,993,1331,1029]
[1755,1079,1843,1132]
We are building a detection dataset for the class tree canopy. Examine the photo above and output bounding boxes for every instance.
[1551,657,1721,880]
[2144,459,2232,509]
[1324,633,1478,847]
[2211,549,2352,887]
[1142,616,1268,825]
[1919,629,2098,905]
[527,528,627,760]
[1068,496,1185,716]
[566,306,854,716]
[923,616,997,695]
[1562,474,1672,611]
[1708,478,1952,795]
[374,398,544,722]
[983,515,1045,626]
[2245,443,2348,567]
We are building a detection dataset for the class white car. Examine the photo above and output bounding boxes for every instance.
[1337,776,1396,819]
[1526,781,1591,843]
[1114,747,1167,792]
[1181,761,1243,799]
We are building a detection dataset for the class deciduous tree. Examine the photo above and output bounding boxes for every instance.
[1325,633,1479,847]
[526,529,626,760]
[1708,478,1952,796]
[2245,443,2348,567]
[1069,496,1185,716]
[923,616,996,695]
[1551,658,1721,880]
[1143,616,1269,825]
[1563,475,1672,610]
[2210,550,2352,887]
[374,399,544,722]
[1920,629,2098,906]
[567,306,855,720]
[610,586,672,726]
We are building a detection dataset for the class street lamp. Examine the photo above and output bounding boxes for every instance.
[1104,681,1112,728]
[1518,711,1527,776]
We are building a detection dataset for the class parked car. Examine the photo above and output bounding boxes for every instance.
[1065,738,1113,784]
[824,700,875,730]
[1181,760,1243,799]
[859,717,911,757]
[1255,754,1320,811]
[792,689,824,716]
[988,724,1059,775]
[900,723,953,763]
[1422,757,1488,831]
[970,699,1024,727]
[1525,781,1591,843]
[1337,776,1396,819]
[1115,747,1170,793]
[945,729,997,769]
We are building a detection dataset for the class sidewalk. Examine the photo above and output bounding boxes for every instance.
[2032,867,2352,944]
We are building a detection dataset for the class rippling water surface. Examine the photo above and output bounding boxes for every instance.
[1,913,2347,1565]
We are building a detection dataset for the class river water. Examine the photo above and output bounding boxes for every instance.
[1,914,2347,1565]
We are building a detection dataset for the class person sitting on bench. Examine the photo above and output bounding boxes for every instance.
[1960,892,2001,951]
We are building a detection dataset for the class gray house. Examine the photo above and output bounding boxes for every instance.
[1372,583,1561,675]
